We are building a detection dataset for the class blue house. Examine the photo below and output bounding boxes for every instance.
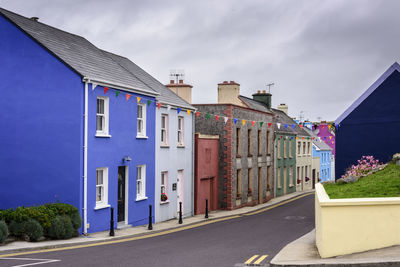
[0,8,158,233]
[336,62,400,178]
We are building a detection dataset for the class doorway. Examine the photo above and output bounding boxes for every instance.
[177,170,184,215]
[258,167,263,204]
[117,166,127,223]
[312,169,316,189]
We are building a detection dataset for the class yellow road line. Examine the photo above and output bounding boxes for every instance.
[0,192,313,258]
[244,255,259,264]
[253,254,268,265]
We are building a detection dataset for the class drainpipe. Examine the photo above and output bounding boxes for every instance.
[191,111,195,216]
[273,134,277,198]
[82,77,89,235]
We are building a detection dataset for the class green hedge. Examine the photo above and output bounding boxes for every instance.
[0,203,81,242]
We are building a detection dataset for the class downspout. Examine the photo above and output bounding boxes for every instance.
[273,134,277,198]
[191,112,195,216]
[82,77,89,235]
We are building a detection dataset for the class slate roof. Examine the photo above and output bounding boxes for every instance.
[271,108,310,137]
[103,50,194,110]
[0,8,157,96]
[303,128,332,151]
[336,62,400,125]
[238,96,272,114]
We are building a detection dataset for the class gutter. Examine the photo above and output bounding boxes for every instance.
[89,77,159,97]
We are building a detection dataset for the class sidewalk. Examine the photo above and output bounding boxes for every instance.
[0,190,313,255]
[270,230,400,267]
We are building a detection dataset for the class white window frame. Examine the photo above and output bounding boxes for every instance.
[161,171,168,203]
[95,167,109,209]
[96,96,110,137]
[137,103,147,138]
[136,165,147,201]
[177,116,184,146]
[161,114,169,146]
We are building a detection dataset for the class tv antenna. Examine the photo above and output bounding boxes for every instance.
[266,82,275,93]
[299,110,306,123]
[170,69,185,83]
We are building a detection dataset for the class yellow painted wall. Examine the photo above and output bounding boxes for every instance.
[296,137,313,191]
[315,183,400,258]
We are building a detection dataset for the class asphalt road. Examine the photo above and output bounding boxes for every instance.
[0,194,315,267]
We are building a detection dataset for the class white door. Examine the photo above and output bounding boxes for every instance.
[177,170,184,214]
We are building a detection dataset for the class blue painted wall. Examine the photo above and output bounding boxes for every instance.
[336,70,400,178]
[87,86,156,233]
[0,15,83,212]
[312,145,332,182]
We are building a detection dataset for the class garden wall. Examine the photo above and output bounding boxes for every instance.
[315,183,400,258]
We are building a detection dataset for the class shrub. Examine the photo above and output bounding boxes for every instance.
[48,215,74,239]
[0,220,8,243]
[9,221,25,238]
[24,219,43,242]
[70,211,82,230]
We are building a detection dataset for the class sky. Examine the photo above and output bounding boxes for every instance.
[1,0,400,121]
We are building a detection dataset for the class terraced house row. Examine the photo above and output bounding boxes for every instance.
[0,7,332,234]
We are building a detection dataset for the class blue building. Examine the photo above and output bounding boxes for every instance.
[0,8,159,233]
[335,62,400,178]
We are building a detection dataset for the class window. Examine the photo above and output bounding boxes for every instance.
[136,165,146,200]
[291,166,295,186]
[284,166,287,188]
[96,97,109,136]
[248,129,252,156]
[277,167,281,188]
[137,103,146,137]
[161,172,168,202]
[284,139,287,158]
[301,166,304,181]
[236,128,241,156]
[248,168,253,193]
[305,166,308,180]
[258,130,262,156]
[161,114,168,146]
[267,166,271,191]
[277,139,281,159]
[307,142,311,154]
[297,167,300,183]
[178,116,184,146]
[267,131,271,154]
[297,142,301,155]
[96,167,108,208]
[303,142,306,154]
[289,139,293,158]
[237,169,242,197]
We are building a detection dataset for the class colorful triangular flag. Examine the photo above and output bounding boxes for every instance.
[242,120,246,126]
[137,97,141,103]
[234,118,238,124]
[115,90,120,97]
[224,117,228,124]
[284,124,288,129]
[206,113,210,119]
[187,110,191,115]
[251,121,255,127]
[167,105,171,111]
[292,124,296,129]
[157,102,161,109]
[277,123,281,129]
[215,115,220,122]
[268,122,272,128]
[147,100,152,106]
[126,94,131,101]
[196,112,200,118]
[177,107,181,114]
[259,121,264,127]
[104,87,109,94]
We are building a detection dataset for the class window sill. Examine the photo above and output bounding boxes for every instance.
[160,144,170,148]
[160,200,170,205]
[177,145,185,148]
[136,135,148,139]
[94,204,110,210]
[289,184,294,188]
[277,186,282,189]
[136,196,148,202]
[95,133,112,138]
[236,154,242,158]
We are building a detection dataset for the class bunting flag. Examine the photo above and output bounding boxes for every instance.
[115,90,120,97]
[137,97,141,103]
[206,113,210,119]
[292,124,296,129]
[196,112,200,118]
[187,110,191,115]
[312,137,315,140]
[321,125,325,129]
[296,137,299,140]
[215,115,220,122]
[251,121,255,127]
[177,107,181,114]
[299,124,303,129]
[167,105,171,111]
[147,100,152,106]
[234,118,238,124]
[284,124,288,129]
[324,136,327,140]
[259,121,264,127]
[329,136,332,140]
[277,123,281,129]
[104,87,109,94]
[126,94,131,101]
[268,122,272,128]
[157,102,162,109]
[302,137,304,140]
[224,117,228,124]
[242,120,246,126]
[281,136,283,139]
[291,137,294,140]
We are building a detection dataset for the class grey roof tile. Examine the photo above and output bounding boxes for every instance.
[238,96,272,113]
[0,8,156,96]
[303,128,332,150]
[103,50,194,109]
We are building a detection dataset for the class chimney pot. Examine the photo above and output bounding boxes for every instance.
[223,81,228,84]
[262,90,266,93]
[230,81,234,84]
[257,90,261,93]
[179,79,183,84]
[170,80,174,84]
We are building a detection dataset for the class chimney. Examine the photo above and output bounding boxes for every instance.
[252,90,272,109]
[30,17,39,22]
[277,103,288,115]
[217,81,243,106]
[165,79,193,104]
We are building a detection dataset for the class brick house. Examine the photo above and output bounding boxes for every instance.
[194,82,274,210]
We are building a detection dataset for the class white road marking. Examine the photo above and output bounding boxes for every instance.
[0,257,60,267]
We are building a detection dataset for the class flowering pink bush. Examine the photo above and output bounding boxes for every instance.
[341,155,381,178]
